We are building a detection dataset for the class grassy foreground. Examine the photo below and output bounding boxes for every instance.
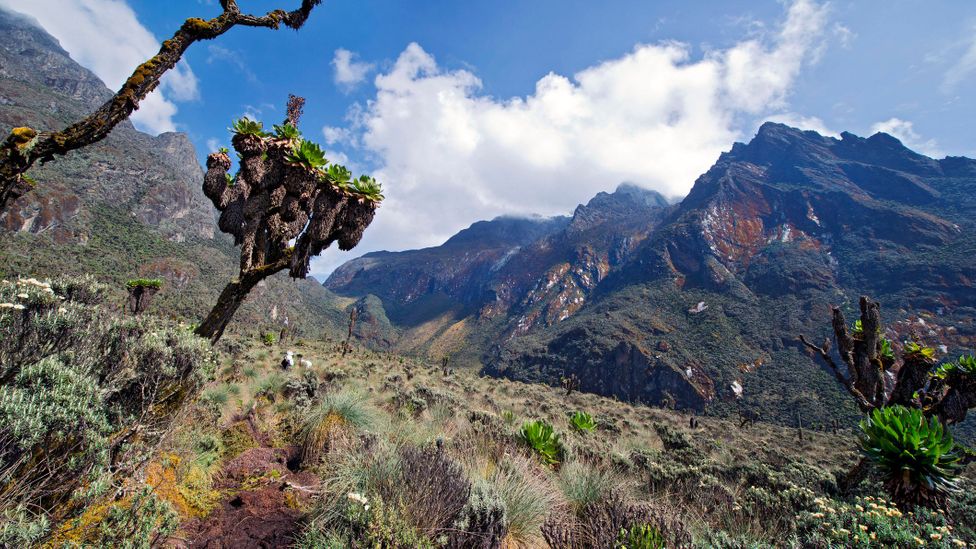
[99,338,976,547]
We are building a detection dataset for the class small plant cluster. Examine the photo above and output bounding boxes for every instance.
[795,495,966,548]
[570,410,597,433]
[520,419,566,466]
[859,406,962,510]
[125,277,163,289]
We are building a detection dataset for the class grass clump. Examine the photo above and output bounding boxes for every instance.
[558,461,617,514]
[299,391,375,466]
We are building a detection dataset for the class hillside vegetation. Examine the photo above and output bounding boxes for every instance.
[3,277,973,547]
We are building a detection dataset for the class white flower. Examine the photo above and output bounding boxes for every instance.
[16,293,29,299]
[347,492,368,505]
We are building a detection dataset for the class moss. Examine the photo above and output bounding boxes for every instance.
[182,17,212,34]
[44,497,115,547]
[220,421,257,459]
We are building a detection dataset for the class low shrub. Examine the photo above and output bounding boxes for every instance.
[794,495,968,548]
[0,276,215,537]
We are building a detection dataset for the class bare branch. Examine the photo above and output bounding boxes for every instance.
[800,335,874,412]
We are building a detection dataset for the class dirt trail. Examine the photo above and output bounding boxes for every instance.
[168,423,319,548]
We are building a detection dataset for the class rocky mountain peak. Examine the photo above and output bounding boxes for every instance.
[0,9,215,242]
[0,7,111,112]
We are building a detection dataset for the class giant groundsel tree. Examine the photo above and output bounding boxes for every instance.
[195,96,383,343]
[801,296,976,509]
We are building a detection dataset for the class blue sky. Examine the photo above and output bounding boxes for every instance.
[3,0,975,276]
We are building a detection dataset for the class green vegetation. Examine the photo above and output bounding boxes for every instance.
[285,139,328,172]
[262,332,277,346]
[859,406,962,510]
[273,122,302,141]
[933,355,976,379]
[903,341,937,361]
[351,174,384,202]
[229,117,268,138]
[325,163,353,190]
[519,419,565,466]
[796,495,964,548]
[570,410,597,433]
[0,275,214,543]
[298,391,376,466]
[617,523,666,549]
[126,277,163,289]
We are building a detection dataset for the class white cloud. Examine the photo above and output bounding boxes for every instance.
[332,48,374,91]
[943,25,976,91]
[0,0,199,134]
[832,23,855,49]
[764,112,838,137]
[207,44,257,83]
[869,118,944,158]
[312,0,832,276]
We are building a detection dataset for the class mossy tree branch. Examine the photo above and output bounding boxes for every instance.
[0,0,324,213]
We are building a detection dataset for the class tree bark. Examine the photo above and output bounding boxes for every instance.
[0,0,323,214]
[195,257,289,344]
[838,456,871,495]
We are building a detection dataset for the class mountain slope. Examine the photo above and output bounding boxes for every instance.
[326,184,672,363]
[327,122,976,430]
[0,7,347,337]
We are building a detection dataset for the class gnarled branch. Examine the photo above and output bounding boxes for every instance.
[0,0,324,214]
[799,334,873,412]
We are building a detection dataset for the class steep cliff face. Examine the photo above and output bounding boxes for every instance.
[0,8,346,338]
[329,122,976,426]
[0,8,214,243]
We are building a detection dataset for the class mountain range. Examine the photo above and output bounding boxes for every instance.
[3,6,975,431]
[326,122,976,428]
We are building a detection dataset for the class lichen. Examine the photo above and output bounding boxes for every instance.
[182,17,212,34]
[10,126,36,148]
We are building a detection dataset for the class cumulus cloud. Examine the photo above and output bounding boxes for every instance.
[311,0,832,276]
[332,48,374,91]
[0,0,198,134]
[870,118,944,158]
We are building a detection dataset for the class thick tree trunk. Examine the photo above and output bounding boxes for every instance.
[838,456,871,495]
[195,276,260,344]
